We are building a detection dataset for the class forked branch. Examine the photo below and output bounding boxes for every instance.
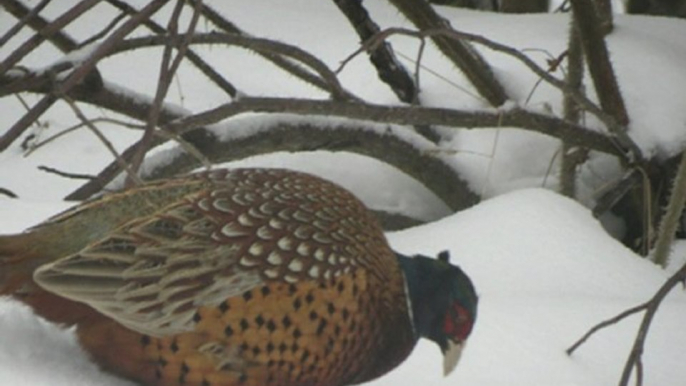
[567,261,686,386]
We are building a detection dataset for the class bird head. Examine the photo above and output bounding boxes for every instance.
[434,251,478,375]
[397,250,478,376]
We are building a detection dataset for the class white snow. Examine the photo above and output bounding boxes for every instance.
[1,2,686,386]
[1,189,684,386]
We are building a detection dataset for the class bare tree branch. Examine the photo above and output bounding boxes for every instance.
[127,0,202,186]
[140,121,480,213]
[618,261,686,386]
[332,0,440,143]
[77,11,127,49]
[0,0,51,47]
[189,0,334,96]
[37,165,96,180]
[25,117,144,156]
[566,301,649,355]
[62,96,143,185]
[569,0,635,159]
[567,260,686,386]
[101,30,636,161]
[106,0,238,98]
[165,97,624,156]
[2,30,630,159]
[344,26,641,162]
[0,0,79,52]
[0,0,170,152]
[108,33,361,102]
[561,16,587,197]
[0,0,102,76]
[333,0,417,103]
[388,0,508,106]
[0,187,18,198]
[2,57,624,202]
[652,152,686,267]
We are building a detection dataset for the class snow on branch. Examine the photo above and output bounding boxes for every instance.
[339,26,642,162]
[164,97,623,156]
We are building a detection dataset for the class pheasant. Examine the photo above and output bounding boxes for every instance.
[0,168,477,386]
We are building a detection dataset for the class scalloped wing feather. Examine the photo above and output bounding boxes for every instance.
[33,196,263,337]
[31,169,394,338]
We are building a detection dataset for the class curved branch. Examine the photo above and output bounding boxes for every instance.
[165,97,624,156]
[2,67,624,200]
[141,121,479,213]
[352,26,642,162]
[1,67,622,157]
[110,33,360,102]
[188,0,332,94]
[105,0,238,98]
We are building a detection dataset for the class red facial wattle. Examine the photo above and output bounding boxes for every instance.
[443,303,473,341]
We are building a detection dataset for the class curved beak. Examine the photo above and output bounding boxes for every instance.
[442,340,465,376]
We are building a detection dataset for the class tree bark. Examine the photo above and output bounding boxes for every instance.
[569,0,628,126]
[499,0,548,13]
[388,0,508,107]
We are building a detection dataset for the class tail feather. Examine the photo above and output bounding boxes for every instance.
[1,232,101,326]
[0,233,33,262]
[0,232,46,295]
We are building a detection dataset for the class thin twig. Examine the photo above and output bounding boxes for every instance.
[635,357,644,386]
[394,50,484,102]
[13,92,48,135]
[413,38,426,104]
[340,26,640,161]
[110,33,361,102]
[388,0,508,106]
[37,165,95,180]
[126,0,195,186]
[155,130,212,169]
[0,187,18,198]
[77,11,127,49]
[566,302,649,355]
[25,118,144,156]
[333,0,416,103]
[567,260,686,386]
[618,261,686,386]
[106,0,238,97]
[190,0,332,96]
[0,94,58,151]
[62,96,143,185]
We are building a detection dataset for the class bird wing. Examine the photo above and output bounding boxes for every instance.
[32,169,386,337]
